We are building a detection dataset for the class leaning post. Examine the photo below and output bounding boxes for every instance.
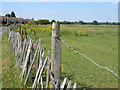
[51,22,61,87]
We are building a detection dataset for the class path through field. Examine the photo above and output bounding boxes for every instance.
[0,27,9,89]
[0,27,9,38]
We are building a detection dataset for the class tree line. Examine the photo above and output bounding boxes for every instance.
[3,11,119,25]
[5,11,16,17]
[31,19,119,25]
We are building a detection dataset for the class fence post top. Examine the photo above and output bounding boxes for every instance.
[52,22,60,24]
[52,22,60,30]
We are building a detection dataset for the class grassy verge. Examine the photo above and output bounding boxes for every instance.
[2,31,23,88]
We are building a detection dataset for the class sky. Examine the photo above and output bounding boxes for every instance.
[1,1,119,22]
[1,0,119,2]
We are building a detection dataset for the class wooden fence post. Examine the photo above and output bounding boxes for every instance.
[20,28,23,51]
[51,22,61,86]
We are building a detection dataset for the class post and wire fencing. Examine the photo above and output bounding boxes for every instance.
[60,39,120,79]
[8,22,76,89]
[8,22,119,89]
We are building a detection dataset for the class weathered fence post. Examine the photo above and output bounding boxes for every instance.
[20,28,23,51]
[51,22,61,87]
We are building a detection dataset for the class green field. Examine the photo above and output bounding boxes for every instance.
[2,25,118,88]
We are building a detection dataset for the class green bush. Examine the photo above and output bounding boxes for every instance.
[75,30,88,37]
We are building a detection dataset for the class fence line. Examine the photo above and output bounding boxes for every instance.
[7,23,119,89]
[61,39,120,79]
[8,29,76,89]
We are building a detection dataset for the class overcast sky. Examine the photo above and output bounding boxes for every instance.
[1,1,118,22]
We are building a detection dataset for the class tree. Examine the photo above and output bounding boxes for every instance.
[51,20,56,24]
[36,19,42,24]
[93,20,98,25]
[35,19,50,25]
[79,20,84,24]
[5,14,11,17]
[106,21,109,25]
[41,20,50,24]
[75,21,78,24]
[11,11,16,17]
[61,21,71,24]
[112,22,116,25]
[32,18,34,21]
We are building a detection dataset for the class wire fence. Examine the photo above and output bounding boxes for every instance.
[6,23,119,89]
[60,39,120,79]
[8,29,77,89]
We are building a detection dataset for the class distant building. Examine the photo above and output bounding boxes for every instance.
[0,16,7,26]
[0,16,32,26]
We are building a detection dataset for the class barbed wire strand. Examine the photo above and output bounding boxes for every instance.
[61,39,120,79]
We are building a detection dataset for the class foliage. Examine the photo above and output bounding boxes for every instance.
[93,20,99,25]
[79,20,85,24]
[11,11,16,17]
[33,19,50,25]
[2,11,119,25]
[75,30,88,37]
[5,14,11,17]
[51,20,56,24]
[60,21,71,24]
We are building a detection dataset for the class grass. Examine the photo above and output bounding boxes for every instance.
[62,25,118,88]
[2,24,118,88]
[0,35,2,89]
[2,32,23,88]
